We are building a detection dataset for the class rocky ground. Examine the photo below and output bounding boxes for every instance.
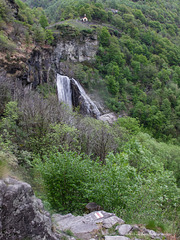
[53,211,166,240]
[0,177,170,240]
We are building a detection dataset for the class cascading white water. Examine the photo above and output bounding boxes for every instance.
[56,74,72,108]
[71,78,101,118]
[56,74,100,118]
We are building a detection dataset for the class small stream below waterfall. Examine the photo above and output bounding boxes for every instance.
[56,74,100,118]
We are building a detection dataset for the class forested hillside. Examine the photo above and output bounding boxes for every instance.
[0,0,180,237]
[21,0,180,143]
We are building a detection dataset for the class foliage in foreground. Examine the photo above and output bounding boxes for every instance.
[0,96,179,234]
[33,147,179,233]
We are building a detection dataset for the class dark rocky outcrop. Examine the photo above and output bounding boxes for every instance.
[0,177,59,240]
[27,47,55,88]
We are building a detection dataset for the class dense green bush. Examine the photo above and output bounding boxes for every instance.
[33,150,100,213]
[136,132,180,187]
[39,14,49,28]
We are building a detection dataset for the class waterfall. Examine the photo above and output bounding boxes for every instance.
[56,74,72,108]
[71,78,101,118]
[56,74,100,118]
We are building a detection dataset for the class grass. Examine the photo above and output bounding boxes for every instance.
[65,229,74,237]
[146,219,166,233]
[61,236,68,240]
[108,223,119,235]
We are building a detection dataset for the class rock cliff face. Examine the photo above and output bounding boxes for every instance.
[53,31,98,63]
[1,2,99,89]
[27,47,54,88]
[0,177,59,240]
[0,22,100,115]
[26,30,98,88]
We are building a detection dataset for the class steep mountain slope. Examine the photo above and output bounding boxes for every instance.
[0,0,180,236]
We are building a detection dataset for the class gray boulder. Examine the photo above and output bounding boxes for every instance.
[0,177,59,240]
[99,113,117,124]
[143,228,165,239]
[116,224,132,235]
[131,225,140,232]
[143,229,157,236]
[103,215,124,228]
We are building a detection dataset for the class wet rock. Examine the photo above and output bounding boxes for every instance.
[71,78,101,118]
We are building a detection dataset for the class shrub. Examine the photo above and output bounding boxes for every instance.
[115,117,142,135]
[0,31,16,52]
[39,14,49,29]
[0,0,10,21]
[32,24,46,44]
[33,150,101,213]
[45,29,54,44]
